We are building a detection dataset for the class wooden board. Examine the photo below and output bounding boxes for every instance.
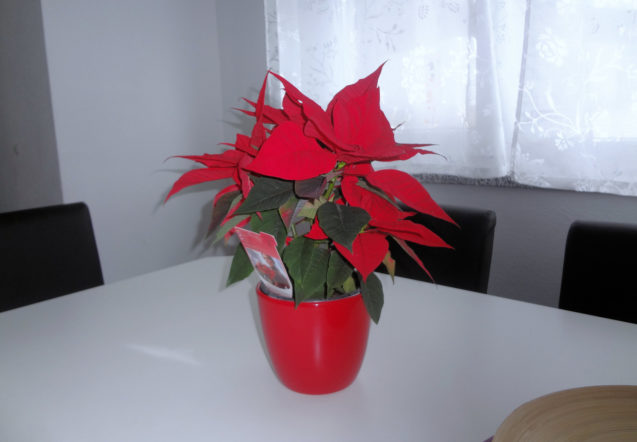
[494,385,637,441]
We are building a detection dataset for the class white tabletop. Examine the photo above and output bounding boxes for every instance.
[2,256,637,442]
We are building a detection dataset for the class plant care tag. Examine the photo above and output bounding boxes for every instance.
[235,228,293,299]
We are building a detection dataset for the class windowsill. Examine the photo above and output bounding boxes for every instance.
[416,173,535,189]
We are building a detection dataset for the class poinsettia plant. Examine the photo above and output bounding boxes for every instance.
[165,63,455,323]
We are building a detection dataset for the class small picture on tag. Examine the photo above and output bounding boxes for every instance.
[235,228,293,299]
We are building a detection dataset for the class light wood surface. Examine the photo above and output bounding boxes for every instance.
[494,385,637,441]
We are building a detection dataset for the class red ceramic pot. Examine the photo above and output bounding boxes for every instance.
[256,284,370,395]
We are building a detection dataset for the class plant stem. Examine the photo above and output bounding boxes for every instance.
[322,162,345,200]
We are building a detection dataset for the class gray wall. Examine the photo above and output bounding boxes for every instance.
[215,0,268,144]
[426,183,637,307]
[39,0,227,282]
[0,0,62,212]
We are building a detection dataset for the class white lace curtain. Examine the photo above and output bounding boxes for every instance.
[264,0,637,196]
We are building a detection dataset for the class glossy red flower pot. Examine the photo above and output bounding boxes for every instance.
[256,284,370,395]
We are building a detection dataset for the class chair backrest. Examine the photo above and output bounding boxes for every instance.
[559,220,637,324]
[0,202,103,312]
[381,204,497,293]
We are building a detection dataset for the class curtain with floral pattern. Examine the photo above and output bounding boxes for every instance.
[264,0,637,196]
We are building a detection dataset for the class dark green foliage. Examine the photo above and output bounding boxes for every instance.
[360,272,384,324]
[234,177,294,215]
[327,251,354,296]
[317,202,370,250]
[226,244,253,286]
[283,237,330,305]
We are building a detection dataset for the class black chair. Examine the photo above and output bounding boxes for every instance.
[379,204,496,293]
[559,220,637,324]
[0,202,103,312]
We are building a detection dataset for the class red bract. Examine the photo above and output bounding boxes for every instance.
[245,122,337,180]
[176,150,245,167]
[165,164,235,202]
[165,63,456,307]
[343,163,375,177]
[334,232,389,281]
[365,169,457,226]
[305,218,328,240]
[341,176,407,221]
[341,174,452,274]
[221,133,257,157]
[371,218,451,248]
[236,154,254,197]
[306,65,435,163]
[326,66,428,163]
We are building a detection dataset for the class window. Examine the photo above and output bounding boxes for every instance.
[265,0,637,196]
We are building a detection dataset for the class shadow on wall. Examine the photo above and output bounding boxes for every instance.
[157,174,238,258]
[214,0,268,144]
[0,0,63,212]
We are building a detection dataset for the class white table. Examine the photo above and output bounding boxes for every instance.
[2,256,637,442]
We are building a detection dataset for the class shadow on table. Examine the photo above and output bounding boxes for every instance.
[246,276,276,375]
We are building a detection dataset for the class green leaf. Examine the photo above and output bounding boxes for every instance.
[233,177,294,215]
[250,209,287,252]
[327,251,353,296]
[342,276,357,294]
[226,244,253,285]
[294,176,327,199]
[360,272,384,324]
[214,214,249,243]
[209,191,241,235]
[283,237,329,304]
[317,202,370,250]
[282,237,313,280]
[297,199,323,220]
[382,251,396,282]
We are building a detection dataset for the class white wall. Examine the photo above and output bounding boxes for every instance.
[0,0,62,212]
[40,0,225,282]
